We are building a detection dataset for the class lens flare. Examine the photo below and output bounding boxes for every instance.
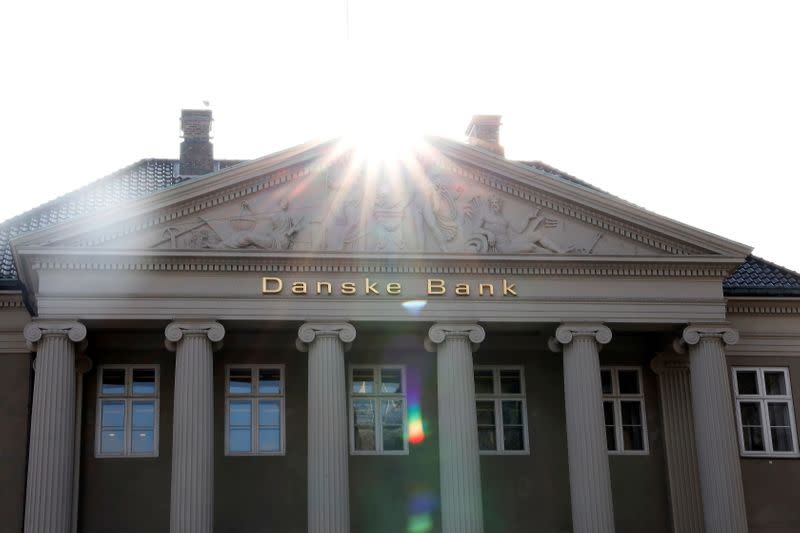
[408,404,425,445]
[402,299,427,315]
[407,490,437,533]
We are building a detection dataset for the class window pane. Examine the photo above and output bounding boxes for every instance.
[620,401,642,426]
[352,369,374,394]
[743,426,765,451]
[132,368,156,395]
[229,400,252,426]
[229,368,252,394]
[353,399,375,426]
[622,425,644,451]
[764,372,787,396]
[605,426,617,451]
[617,370,640,395]
[101,368,126,395]
[739,402,762,426]
[381,369,402,394]
[101,430,125,454]
[500,370,522,394]
[131,430,154,453]
[474,369,494,394]
[259,428,281,452]
[503,427,524,451]
[771,427,794,452]
[476,401,495,425]
[131,401,155,429]
[101,400,125,428]
[259,400,281,427]
[354,427,376,451]
[600,370,613,395]
[229,428,251,452]
[768,402,791,427]
[478,428,497,451]
[603,401,615,426]
[502,400,523,426]
[258,368,281,394]
[382,426,404,451]
[381,399,404,426]
[736,371,759,395]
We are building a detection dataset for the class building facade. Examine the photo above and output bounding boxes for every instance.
[1,111,799,533]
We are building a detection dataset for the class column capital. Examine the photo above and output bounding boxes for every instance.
[296,322,356,352]
[24,320,87,351]
[165,320,225,352]
[682,324,739,347]
[650,352,690,375]
[548,323,612,352]
[424,323,485,353]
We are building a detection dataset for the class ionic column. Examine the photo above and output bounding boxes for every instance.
[650,351,704,533]
[549,323,615,533]
[682,325,747,533]
[425,323,486,533]
[165,320,225,533]
[296,322,356,533]
[23,320,87,533]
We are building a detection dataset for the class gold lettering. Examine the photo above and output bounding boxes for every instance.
[291,282,308,295]
[386,282,402,295]
[479,283,494,296]
[502,279,517,296]
[341,282,356,295]
[365,278,379,295]
[455,283,470,296]
[427,278,446,295]
[262,277,283,294]
[316,281,332,295]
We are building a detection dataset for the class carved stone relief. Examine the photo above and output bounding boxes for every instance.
[145,160,661,256]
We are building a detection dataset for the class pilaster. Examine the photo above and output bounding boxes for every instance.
[426,323,486,533]
[22,320,87,533]
[297,322,355,533]
[650,352,704,533]
[549,323,615,533]
[165,320,225,533]
[682,325,747,533]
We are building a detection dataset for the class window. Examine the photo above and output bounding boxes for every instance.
[733,367,798,457]
[474,366,529,454]
[601,367,648,454]
[349,366,407,454]
[225,365,285,455]
[95,365,159,457]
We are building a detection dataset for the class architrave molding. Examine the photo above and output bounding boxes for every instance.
[0,293,25,308]
[727,298,800,316]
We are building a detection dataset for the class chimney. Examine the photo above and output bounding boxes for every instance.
[179,109,214,176]
[465,115,504,157]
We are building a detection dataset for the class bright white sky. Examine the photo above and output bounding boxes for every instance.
[1,1,799,271]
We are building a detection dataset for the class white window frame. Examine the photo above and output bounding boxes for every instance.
[348,365,408,455]
[474,365,530,455]
[95,364,160,458]
[601,366,649,455]
[732,367,799,458]
[224,364,286,456]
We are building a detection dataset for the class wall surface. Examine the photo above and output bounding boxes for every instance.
[0,352,31,532]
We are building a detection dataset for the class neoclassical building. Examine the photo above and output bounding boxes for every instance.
[1,110,799,533]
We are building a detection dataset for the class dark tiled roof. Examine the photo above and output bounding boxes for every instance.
[724,256,800,296]
[0,158,244,280]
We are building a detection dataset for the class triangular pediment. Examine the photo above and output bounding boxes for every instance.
[12,138,752,261]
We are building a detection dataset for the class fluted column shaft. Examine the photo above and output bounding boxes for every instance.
[683,326,747,533]
[426,323,486,533]
[23,320,87,533]
[651,353,704,533]
[297,322,356,533]
[550,324,615,533]
[165,320,225,533]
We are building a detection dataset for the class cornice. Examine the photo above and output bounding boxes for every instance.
[0,293,25,309]
[21,250,740,279]
[726,298,800,316]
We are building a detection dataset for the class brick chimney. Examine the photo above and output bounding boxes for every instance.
[465,115,504,157]
[179,109,214,176]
